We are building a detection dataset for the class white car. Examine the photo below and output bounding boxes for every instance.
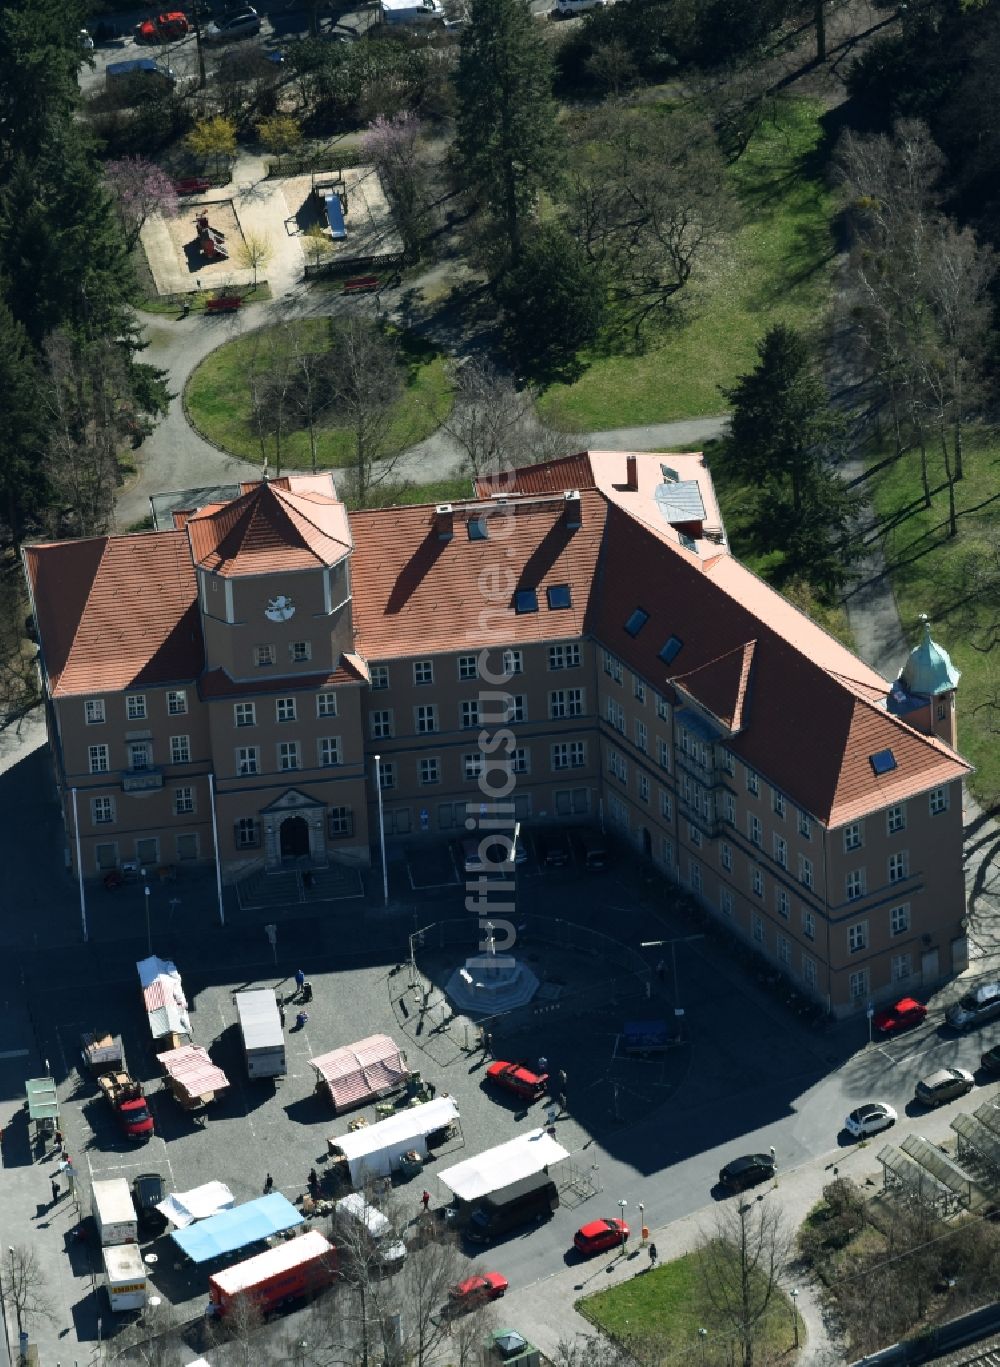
[80,28,95,48]
[844,1102,897,1139]
[552,0,606,16]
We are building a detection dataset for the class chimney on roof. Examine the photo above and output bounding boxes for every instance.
[434,504,454,542]
[564,490,582,530]
[625,454,638,491]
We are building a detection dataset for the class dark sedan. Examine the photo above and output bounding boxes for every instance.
[718,1153,776,1192]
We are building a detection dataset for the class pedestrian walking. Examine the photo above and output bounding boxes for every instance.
[264,1174,274,1194]
[295,968,306,993]
[481,1029,493,1057]
[769,1145,776,1162]
[649,1242,658,1266]
[53,1127,64,1154]
[421,1189,430,1211]
[279,1002,286,1028]
[557,1092,567,1115]
[537,1056,548,1075]
[50,1177,59,1203]
[556,1069,567,1092]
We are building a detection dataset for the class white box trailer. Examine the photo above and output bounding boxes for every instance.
[92,1177,138,1246]
[103,1243,148,1312]
[235,989,286,1080]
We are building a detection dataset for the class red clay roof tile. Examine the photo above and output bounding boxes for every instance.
[473,452,595,499]
[187,479,351,577]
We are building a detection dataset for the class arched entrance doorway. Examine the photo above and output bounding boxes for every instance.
[280,815,310,861]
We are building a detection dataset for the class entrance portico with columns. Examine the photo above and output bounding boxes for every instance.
[261,789,329,869]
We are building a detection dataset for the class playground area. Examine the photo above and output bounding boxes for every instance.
[139,164,404,298]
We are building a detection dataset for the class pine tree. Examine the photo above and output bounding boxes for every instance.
[0,301,51,542]
[454,0,561,261]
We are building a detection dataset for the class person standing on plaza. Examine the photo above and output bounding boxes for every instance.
[264,1174,274,1194]
[51,1177,59,1203]
[295,968,306,994]
[649,1242,657,1267]
[421,1189,430,1211]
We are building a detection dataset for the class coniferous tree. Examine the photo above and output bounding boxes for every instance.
[0,300,51,542]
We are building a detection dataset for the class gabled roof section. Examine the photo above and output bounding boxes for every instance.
[349,491,606,658]
[672,640,757,733]
[24,532,203,697]
[187,477,352,577]
[473,452,595,499]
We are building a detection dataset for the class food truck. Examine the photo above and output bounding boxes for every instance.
[103,1243,148,1312]
[92,1177,139,1246]
[235,989,286,1080]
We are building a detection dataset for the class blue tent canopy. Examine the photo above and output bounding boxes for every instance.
[170,1193,303,1263]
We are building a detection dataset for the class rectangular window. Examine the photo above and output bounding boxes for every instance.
[848,921,867,953]
[845,868,866,902]
[85,698,106,725]
[772,789,786,818]
[129,741,151,771]
[843,821,863,852]
[236,746,259,776]
[634,678,646,704]
[890,903,910,936]
[549,689,584,719]
[174,785,195,815]
[318,737,342,767]
[748,814,762,848]
[638,773,650,802]
[92,796,115,824]
[95,842,118,871]
[290,640,312,663]
[776,888,790,919]
[719,886,734,917]
[891,952,912,982]
[655,694,669,722]
[803,955,817,988]
[413,659,434,686]
[802,909,815,940]
[414,704,438,735]
[635,720,648,753]
[603,650,623,683]
[328,806,353,837]
[502,648,524,676]
[746,767,759,796]
[463,753,483,781]
[720,841,732,871]
[887,803,906,834]
[458,654,478,681]
[126,694,146,721]
[460,700,480,729]
[798,854,813,889]
[89,744,110,774]
[370,665,389,691]
[317,692,337,719]
[167,690,187,715]
[689,861,703,893]
[235,817,259,849]
[606,698,625,733]
[752,912,765,942]
[548,643,581,670]
[135,837,159,866]
[888,851,909,884]
[379,760,395,790]
[278,741,300,771]
[254,645,275,667]
[798,810,811,839]
[234,702,256,728]
[419,757,441,786]
[660,789,672,820]
[370,710,393,740]
[849,968,869,1001]
[176,833,199,861]
[276,697,297,723]
[170,735,190,765]
[718,749,735,776]
[552,741,586,770]
[657,739,670,772]
[777,934,791,966]
[752,867,764,898]
[723,793,736,825]
[688,823,702,848]
[929,786,949,816]
[511,747,529,774]
[773,834,787,869]
[506,695,527,724]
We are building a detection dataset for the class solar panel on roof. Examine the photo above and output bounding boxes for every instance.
[658,636,683,665]
[547,584,572,610]
[624,609,649,638]
[515,588,538,614]
[870,748,897,775]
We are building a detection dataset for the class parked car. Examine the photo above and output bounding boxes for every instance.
[718,1153,776,1192]
[447,1271,508,1312]
[135,11,190,41]
[946,982,1000,1030]
[872,997,927,1035]
[844,1102,898,1140]
[486,1061,548,1101]
[79,28,95,49]
[576,832,609,870]
[552,0,606,14]
[914,1066,975,1108]
[132,1172,167,1235]
[981,1045,1000,1075]
[538,830,571,868]
[574,1217,629,1256]
[203,7,261,40]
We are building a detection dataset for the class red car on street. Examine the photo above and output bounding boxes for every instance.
[574,1218,629,1256]
[447,1272,509,1312]
[486,1061,548,1101]
[136,11,190,41]
[872,997,927,1035]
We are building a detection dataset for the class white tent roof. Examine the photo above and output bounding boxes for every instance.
[156,1181,234,1229]
[437,1128,569,1202]
[330,1096,459,1164]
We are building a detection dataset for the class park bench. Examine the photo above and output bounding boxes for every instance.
[205,294,243,314]
[174,176,212,196]
[343,275,381,295]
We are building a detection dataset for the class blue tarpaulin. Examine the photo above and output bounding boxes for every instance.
[170,1193,303,1263]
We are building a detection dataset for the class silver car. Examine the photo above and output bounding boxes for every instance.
[203,7,261,41]
[946,981,1000,1030]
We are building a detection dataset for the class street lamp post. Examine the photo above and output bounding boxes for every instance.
[640,935,705,1031]
[143,881,151,957]
[638,1201,645,1245]
[790,1287,800,1348]
[618,1199,628,1254]
[697,1327,707,1362]
[8,1245,20,1337]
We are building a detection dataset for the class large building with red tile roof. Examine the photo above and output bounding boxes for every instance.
[23,459,971,1015]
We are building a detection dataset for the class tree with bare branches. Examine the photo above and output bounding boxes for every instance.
[0,1244,56,1343]
[325,317,404,505]
[697,1195,791,1367]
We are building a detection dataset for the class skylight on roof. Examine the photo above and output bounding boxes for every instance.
[678,531,697,551]
[515,589,538,615]
[661,465,679,484]
[468,517,488,541]
[547,584,572,610]
[658,636,683,665]
[624,609,649,638]
[870,748,897,776]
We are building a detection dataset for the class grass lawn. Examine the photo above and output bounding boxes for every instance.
[578,1248,802,1364]
[866,428,1000,809]
[184,319,453,471]
[137,284,273,317]
[537,97,837,431]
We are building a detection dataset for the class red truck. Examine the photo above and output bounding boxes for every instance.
[82,1033,154,1142]
[208,1231,338,1316]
